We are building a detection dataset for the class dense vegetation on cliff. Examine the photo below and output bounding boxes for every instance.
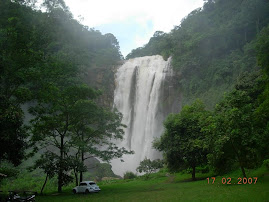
[127,0,269,108]
[0,0,128,192]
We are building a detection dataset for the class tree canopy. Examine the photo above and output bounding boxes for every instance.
[154,100,209,180]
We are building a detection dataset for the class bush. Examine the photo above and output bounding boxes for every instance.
[0,161,19,179]
[159,167,169,173]
[123,171,137,180]
[136,158,163,175]
[263,159,269,170]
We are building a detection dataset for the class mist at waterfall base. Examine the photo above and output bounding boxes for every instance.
[111,55,178,176]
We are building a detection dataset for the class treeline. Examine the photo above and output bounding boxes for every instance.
[154,26,269,179]
[0,0,130,193]
[126,0,269,108]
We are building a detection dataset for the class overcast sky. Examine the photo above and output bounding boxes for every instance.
[64,0,204,57]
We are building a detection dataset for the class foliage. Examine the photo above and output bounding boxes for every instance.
[204,71,266,176]
[256,25,269,74]
[136,158,163,177]
[255,25,269,160]
[0,0,37,165]
[68,95,133,182]
[123,171,137,180]
[0,100,28,166]
[29,80,132,191]
[263,159,269,170]
[29,151,83,193]
[126,0,269,108]
[0,161,19,180]
[154,99,209,180]
[126,31,172,60]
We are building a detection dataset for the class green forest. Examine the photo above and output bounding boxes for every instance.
[0,0,131,194]
[1,0,269,201]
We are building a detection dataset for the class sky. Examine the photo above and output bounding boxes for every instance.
[64,0,205,57]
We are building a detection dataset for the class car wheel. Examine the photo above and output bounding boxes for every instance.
[85,189,89,194]
[73,189,77,194]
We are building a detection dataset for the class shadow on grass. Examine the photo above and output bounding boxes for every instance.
[176,176,208,183]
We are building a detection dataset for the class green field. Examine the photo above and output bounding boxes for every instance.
[35,171,269,202]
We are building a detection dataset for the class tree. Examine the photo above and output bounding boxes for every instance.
[29,81,96,192]
[256,25,269,124]
[205,72,264,177]
[0,0,38,165]
[30,81,132,192]
[0,160,19,182]
[254,25,269,161]
[154,100,208,181]
[136,158,163,178]
[70,103,133,182]
[30,152,58,194]
[123,171,137,180]
[0,99,28,166]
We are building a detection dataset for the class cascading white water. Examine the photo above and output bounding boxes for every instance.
[111,55,174,176]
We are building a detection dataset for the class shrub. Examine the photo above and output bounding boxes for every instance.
[123,171,137,180]
[263,159,269,170]
[0,161,19,179]
[136,158,163,175]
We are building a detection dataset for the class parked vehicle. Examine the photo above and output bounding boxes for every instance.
[6,191,36,202]
[72,181,101,194]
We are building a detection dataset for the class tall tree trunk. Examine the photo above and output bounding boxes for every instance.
[240,163,247,178]
[192,166,196,181]
[79,151,84,182]
[74,169,78,186]
[230,138,247,178]
[79,171,83,182]
[58,171,62,192]
[58,135,64,193]
[40,174,48,195]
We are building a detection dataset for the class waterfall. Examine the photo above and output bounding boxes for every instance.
[111,55,175,176]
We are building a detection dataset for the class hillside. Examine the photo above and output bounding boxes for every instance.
[126,0,269,108]
[0,0,121,107]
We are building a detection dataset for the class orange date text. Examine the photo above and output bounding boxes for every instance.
[206,177,258,185]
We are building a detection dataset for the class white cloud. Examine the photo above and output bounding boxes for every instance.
[65,0,204,30]
[64,0,204,56]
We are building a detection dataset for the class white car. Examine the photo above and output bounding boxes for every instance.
[72,181,101,194]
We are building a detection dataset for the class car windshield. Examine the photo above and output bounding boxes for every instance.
[89,182,96,185]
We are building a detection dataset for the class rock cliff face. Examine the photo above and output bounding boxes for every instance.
[84,62,124,108]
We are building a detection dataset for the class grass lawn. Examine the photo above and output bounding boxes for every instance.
[36,171,269,202]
